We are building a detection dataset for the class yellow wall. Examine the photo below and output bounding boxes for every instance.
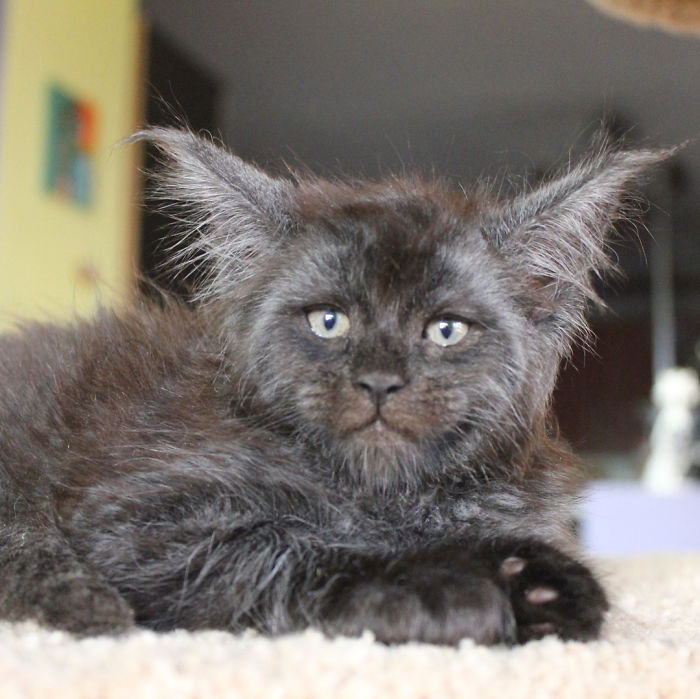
[0,0,142,325]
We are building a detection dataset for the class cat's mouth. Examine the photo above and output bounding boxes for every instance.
[351,414,413,445]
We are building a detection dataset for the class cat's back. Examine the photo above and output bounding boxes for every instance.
[0,300,230,486]
[1,298,221,403]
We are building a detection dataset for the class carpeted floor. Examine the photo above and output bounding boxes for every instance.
[1,552,698,698]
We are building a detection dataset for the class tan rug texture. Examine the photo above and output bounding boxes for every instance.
[0,552,698,698]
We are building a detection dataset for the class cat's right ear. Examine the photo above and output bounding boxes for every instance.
[130,127,296,287]
[478,143,673,350]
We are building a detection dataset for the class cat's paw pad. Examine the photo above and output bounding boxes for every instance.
[497,544,608,643]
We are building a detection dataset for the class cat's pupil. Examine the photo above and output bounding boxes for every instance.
[323,312,337,331]
[439,321,452,339]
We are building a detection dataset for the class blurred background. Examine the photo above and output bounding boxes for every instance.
[0,0,699,553]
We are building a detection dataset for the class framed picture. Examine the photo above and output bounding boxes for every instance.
[45,83,97,206]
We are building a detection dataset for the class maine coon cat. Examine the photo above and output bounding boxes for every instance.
[0,128,667,644]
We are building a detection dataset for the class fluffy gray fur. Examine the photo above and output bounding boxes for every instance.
[0,128,669,644]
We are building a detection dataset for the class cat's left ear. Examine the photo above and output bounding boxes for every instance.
[481,145,673,344]
[131,127,296,288]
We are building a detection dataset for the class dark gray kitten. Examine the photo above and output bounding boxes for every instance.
[0,128,666,644]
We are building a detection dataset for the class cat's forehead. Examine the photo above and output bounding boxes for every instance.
[279,177,504,312]
[293,176,485,258]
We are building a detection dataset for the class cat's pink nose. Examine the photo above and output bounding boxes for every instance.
[353,371,406,404]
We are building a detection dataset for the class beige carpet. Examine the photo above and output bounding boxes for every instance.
[1,553,698,699]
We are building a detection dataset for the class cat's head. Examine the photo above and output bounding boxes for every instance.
[137,128,669,490]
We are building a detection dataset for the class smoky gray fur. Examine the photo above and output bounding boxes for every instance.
[0,128,670,644]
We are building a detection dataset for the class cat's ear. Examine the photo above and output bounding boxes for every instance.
[481,144,672,345]
[131,127,296,291]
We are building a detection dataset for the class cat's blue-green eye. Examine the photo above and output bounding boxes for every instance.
[425,318,469,347]
[306,309,350,339]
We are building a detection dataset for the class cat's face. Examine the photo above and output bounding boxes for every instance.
[138,127,667,489]
[243,188,537,487]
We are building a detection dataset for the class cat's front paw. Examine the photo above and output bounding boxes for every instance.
[318,550,516,646]
[496,541,608,643]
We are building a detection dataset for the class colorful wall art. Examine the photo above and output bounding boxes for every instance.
[45,84,97,207]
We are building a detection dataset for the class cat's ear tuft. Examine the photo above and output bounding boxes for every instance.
[481,143,675,345]
[130,127,296,293]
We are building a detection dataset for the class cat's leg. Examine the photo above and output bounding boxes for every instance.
[91,511,605,645]
[67,488,604,644]
[97,516,517,645]
[0,521,135,635]
[314,539,607,646]
[79,511,515,644]
[58,486,607,645]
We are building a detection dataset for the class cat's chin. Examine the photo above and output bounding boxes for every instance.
[323,422,434,491]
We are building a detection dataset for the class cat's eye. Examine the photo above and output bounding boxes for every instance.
[424,318,469,347]
[306,309,350,339]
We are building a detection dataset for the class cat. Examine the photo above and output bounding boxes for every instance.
[0,127,668,645]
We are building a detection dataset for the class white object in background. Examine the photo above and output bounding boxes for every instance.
[643,367,700,494]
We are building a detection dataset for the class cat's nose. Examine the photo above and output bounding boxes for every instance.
[353,371,406,404]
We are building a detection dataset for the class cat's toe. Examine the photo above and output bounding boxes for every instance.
[500,556,527,576]
[524,586,559,604]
